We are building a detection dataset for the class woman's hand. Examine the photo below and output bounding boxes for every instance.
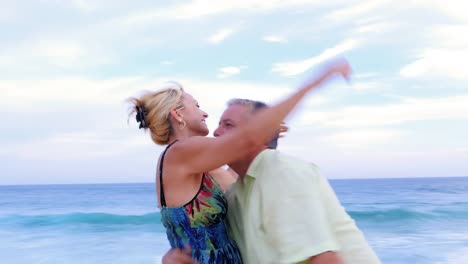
[162,245,199,264]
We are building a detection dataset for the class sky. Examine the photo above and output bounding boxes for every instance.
[2,0,468,185]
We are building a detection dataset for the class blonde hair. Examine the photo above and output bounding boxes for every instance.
[128,82,185,145]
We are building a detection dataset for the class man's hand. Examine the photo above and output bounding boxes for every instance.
[162,246,198,264]
[278,122,289,138]
[309,251,343,264]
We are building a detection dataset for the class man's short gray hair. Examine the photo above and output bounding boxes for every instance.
[227,98,278,149]
[227,98,270,114]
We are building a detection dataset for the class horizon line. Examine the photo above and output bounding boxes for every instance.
[1,175,467,187]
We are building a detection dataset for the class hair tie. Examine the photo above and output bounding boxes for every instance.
[136,105,149,129]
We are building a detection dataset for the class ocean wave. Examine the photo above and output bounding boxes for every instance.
[2,208,467,228]
[349,208,468,222]
[0,212,162,227]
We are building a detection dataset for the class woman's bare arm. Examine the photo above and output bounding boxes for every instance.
[172,59,351,174]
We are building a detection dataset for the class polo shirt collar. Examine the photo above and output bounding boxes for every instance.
[245,149,270,179]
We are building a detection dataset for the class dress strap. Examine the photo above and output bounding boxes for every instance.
[159,140,178,207]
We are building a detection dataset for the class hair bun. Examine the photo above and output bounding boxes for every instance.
[135,105,149,129]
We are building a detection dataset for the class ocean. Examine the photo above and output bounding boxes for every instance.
[1,177,467,264]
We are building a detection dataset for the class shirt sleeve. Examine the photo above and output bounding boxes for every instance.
[315,169,381,264]
[261,159,341,264]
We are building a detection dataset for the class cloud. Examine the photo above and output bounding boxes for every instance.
[413,0,468,23]
[354,21,395,34]
[40,0,96,12]
[2,131,150,160]
[272,39,358,77]
[0,77,152,113]
[0,2,18,21]
[354,72,379,79]
[431,25,468,48]
[217,66,246,78]
[0,36,112,72]
[262,35,287,43]
[300,94,468,128]
[208,28,235,44]
[324,129,400,148]
[307,95,329,106]
[455,147,468,155]
[400,48,468,81]
[350,81,379,91]
[35,39,86,65]
[400,24,468,81]
[119,1,246,24]
[160,60,175,65]
[326,0,387,21]
[69,0,96,13]
[118,0,347,26]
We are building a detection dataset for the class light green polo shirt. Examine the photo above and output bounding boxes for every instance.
[226,149,381,264]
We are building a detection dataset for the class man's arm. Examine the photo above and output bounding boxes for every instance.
[209,167,237,192]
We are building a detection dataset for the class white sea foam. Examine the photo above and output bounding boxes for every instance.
[437,247,468,264]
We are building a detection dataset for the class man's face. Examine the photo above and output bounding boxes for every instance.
[213,104,251,138]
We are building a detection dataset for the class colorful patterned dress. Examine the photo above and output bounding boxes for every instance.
[159,141,243,264]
